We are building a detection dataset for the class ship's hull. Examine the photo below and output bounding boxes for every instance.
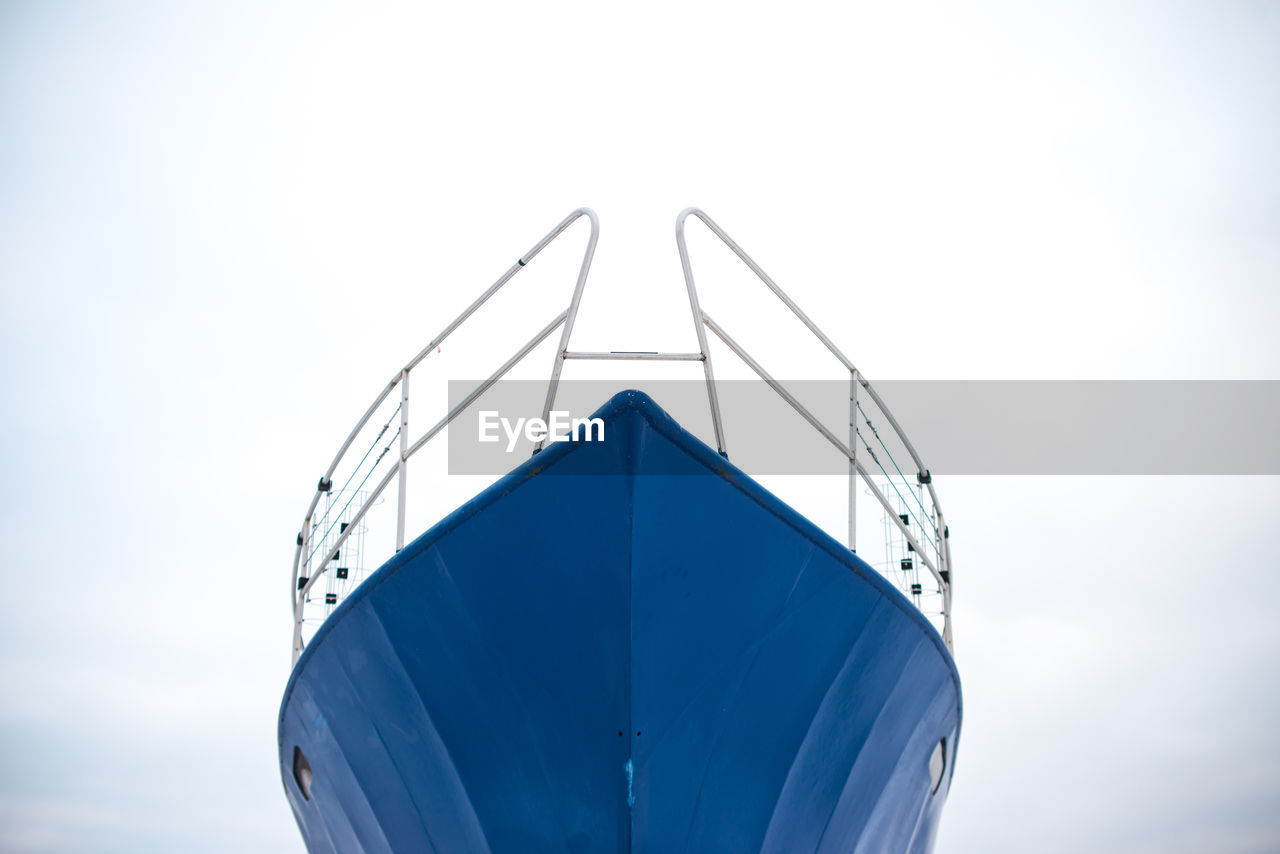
[279,391,961,853]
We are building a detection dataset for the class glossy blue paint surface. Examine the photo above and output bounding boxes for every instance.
[280,391,961,853]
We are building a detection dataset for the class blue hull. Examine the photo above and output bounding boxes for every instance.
[279,391,961,853]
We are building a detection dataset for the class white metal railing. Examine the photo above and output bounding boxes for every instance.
[290,208,597,662]
[290,208,953,663]
[675,209,952,649]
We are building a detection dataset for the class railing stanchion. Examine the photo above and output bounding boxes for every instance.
[538,211,600,447]
[849,370,858,552]
[396,368,410,552]
[675,209,729,456]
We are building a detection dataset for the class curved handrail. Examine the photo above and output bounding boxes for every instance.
[290,209,598,662]
[675,209,944,512]
[676,208,952,650]
[295,207,598,575]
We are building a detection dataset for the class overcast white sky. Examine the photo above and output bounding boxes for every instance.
[1,1,1278,852]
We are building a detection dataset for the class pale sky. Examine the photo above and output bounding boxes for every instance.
[1,1,1278,852]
